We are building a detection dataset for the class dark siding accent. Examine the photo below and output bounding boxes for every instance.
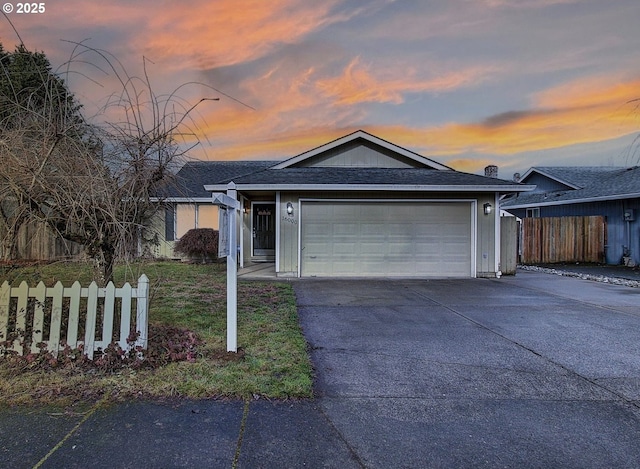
[525,173,574,193]
[165,205,175,241]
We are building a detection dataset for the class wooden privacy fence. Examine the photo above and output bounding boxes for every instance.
[0,275,149,359]
[522,216,606,264]
[500,216,518,275]
[0,218,83,260]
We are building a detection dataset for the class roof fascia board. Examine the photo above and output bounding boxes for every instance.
[271,130,452,171]
[204,183,536,192]
[149,197,213,203]
[504,192,640,209]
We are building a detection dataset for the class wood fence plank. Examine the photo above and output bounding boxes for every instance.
[15,282,28,353]
[31,282,46,354]
[102,282,116,349]
[0,281,9,346]
[84,282,99,360]
[48,283,64,355]
[119,283,132,350]
[135,275,149,350]
[66,282,81,348]
[9,218,82,261]
[500,217,518,275]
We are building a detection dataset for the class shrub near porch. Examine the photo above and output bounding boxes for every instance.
[0,261,313,406]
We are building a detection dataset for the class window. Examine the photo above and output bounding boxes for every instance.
[176,204,197,239]
[166,203,219,241]
[526,207,540,218]
[197,204,217,230]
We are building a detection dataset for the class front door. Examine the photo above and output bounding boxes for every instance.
[252,203,275,257]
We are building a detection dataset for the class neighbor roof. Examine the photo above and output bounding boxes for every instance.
[503,166,640,208]
[518,166,624,190]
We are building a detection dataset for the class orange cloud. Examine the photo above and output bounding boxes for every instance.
[446,158,496,173]
[316,57,492,105]
[137,0,346,70]
[4,1,346,71]
[409,76,640,157]
[188,126,357,161]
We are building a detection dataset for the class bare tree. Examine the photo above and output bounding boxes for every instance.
[0,41,215,283]
[0,43,86,260]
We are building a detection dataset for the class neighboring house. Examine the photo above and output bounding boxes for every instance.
[501,166,640,266]
[156,130,533,278]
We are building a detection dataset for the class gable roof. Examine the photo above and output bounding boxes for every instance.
[158,131,535,199]
[503,166,640,208]
[271,130,453,170]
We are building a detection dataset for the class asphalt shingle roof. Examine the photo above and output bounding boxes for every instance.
[527,166,624,188]
[158,160,530,199]
[219,167,523,187]
[503,166,640,207]
[157,160,278,198]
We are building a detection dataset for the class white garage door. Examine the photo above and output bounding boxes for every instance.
[300,201,473,277]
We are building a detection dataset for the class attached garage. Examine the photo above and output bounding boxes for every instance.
[300,200,474,278]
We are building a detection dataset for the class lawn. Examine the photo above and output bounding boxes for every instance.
[0,261,314,406]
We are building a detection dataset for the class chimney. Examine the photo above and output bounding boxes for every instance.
[484,165,498,178]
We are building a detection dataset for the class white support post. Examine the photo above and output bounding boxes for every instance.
[226,182,238,352]
[211,184,241,353]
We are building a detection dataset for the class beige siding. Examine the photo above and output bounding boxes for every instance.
[144,211,176,258]
[277,193,300,276]
[296,141,422,168]
[476,194,497,276]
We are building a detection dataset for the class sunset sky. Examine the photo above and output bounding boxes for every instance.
[2,0,640,177]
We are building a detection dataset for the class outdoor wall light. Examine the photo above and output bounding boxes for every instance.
[483,202,493,215]
[286,202,294,215]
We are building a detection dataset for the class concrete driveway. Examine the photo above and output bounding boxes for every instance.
[294,270,640,468]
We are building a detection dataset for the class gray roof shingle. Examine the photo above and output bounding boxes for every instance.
[157,160,278,198]
[158,160,531,199]
[217,167,524,188]
[503,166,640,207]
[527,166,623,188]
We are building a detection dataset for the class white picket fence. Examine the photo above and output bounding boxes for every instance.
[0,275,149,359]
